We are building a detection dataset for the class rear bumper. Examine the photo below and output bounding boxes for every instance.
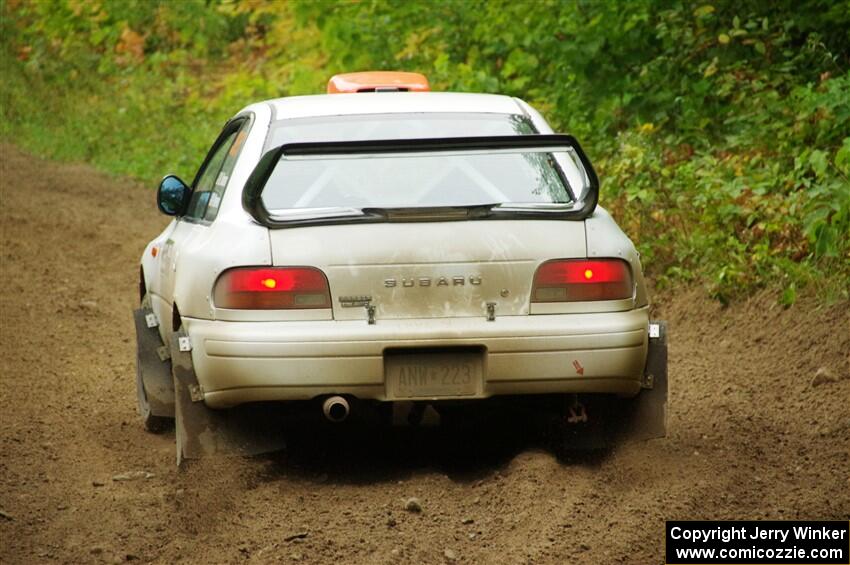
[183,308,649,408]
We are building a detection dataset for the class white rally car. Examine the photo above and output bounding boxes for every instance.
[134,72,667,463]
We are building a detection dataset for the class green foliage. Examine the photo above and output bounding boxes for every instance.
[1,0,848,300]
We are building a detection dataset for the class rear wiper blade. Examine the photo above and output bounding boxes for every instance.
[263,202,578,226]
[360,204,500,221]
[358,202,577,221]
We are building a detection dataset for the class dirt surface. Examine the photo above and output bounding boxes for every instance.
[1,143,848,564]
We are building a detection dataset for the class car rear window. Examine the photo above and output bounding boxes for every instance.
[261,148,590,211]
[258,113,588,212]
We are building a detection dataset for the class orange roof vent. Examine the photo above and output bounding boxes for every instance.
[327,71,431,94]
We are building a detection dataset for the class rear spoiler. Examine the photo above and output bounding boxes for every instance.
[242,135,599,228]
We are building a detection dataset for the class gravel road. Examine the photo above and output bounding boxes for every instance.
[1,144,848,564]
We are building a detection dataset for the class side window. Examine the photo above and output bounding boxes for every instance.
[185,131,237,221]
[204,123,250,221]
[184,118,251,222]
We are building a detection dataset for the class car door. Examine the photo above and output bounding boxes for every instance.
[157,117,251,334]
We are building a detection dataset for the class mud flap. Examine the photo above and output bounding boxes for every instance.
[170,330,287,466]
[133,308,174,418]
[615,319,668,442]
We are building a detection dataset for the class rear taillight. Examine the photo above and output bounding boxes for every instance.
[213,267,331,309]
[532,259,633,302]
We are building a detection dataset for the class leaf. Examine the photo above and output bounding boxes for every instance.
[814,225,838,257]
[115,27,145,63]
[718,33,730,44]
[693,5,715,17]
[808,150,828,178]
[834,138,850,175]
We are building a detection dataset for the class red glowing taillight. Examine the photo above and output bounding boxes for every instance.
[531,259,633,302]
[213,267,331,309]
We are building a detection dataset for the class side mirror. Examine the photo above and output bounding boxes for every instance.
[157,175,191,216]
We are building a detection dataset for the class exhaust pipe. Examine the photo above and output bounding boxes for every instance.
[322,396,350,423]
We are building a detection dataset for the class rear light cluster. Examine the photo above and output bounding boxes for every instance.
[213,267,331,310]
[532,259,633,303]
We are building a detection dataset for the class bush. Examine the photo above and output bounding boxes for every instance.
[2,0,848,300]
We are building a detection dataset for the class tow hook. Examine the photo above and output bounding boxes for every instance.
[565,397,588,425]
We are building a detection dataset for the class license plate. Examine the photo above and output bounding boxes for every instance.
[386,350,482,399]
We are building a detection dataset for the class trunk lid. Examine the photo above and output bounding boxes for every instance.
[269,220,586,320]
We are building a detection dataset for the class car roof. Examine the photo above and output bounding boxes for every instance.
[261,92,526,121]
